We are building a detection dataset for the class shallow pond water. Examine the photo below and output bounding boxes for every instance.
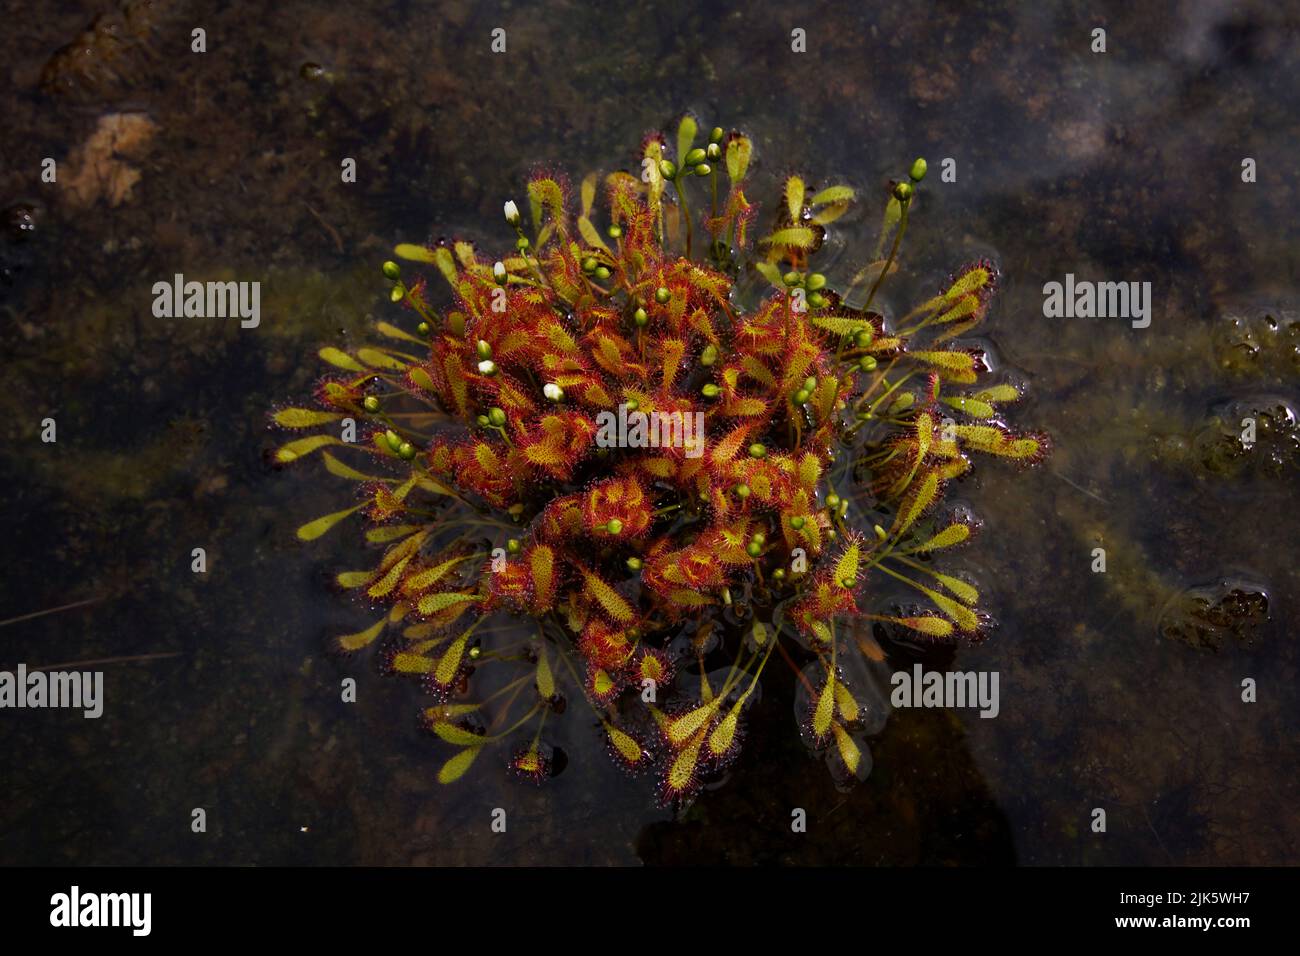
[1,0,1296,865]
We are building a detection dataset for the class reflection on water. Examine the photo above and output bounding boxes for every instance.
[0,0,1296,865]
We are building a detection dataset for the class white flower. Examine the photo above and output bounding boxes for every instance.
[543,383,564,402]
[492,260,507,283]
[503,200,520,226]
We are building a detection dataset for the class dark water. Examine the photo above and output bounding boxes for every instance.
[1,0,1297,865]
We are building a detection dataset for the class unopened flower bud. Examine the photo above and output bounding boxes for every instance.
[504,200,521,226]
[381,260,401,280]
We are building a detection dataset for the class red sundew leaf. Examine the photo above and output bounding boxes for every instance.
[528,545,558,613]
[605,722,648,770]
[661,728,707,802]
[580,568,635,623]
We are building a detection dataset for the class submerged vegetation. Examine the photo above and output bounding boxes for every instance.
[273,116,1046,802]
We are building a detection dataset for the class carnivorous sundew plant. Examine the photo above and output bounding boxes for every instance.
[273,116,1047,803]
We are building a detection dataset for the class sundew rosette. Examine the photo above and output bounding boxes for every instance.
[271,116,1046,803]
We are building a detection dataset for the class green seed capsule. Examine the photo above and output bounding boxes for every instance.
[626,556,644,572]
[476,414,489,427]
[826,493,841,509]
[702,383,720,398]
[417,322,430,335]
[790,516,806,529]
[700,344,718,366]
[909,157,928,182]
[581,257,598,273]
[655,286,671,304]
[859,355,878,372]
[783,271,802,287]
[476,339,492,359]
[658,159,677,181]
[363,395,380,413]
[398,442,415,460]
[381,260,401,280]
[772,568,787,581]
[803,376,818,392]
[488,407,506,427]
[468,645,481,660]
[384,430,402,451]
[806,273,826,291]
[606,518,623,535]
[893,181,914,203]
[735,484,751,499]
[753,532,766,546]
[625,399,639,412]
[748,443,767,458]
[709,126,724,143]
[634,309,648,327]
[594,266,611,280]
[685,147,707,166]
[854,329,873,348]
[506,538,521,554]
[608,224,623,239]
[808,292,828,309]
[794,389,811,404]
[516,236,530,251]
[694,163,711,177]
[389,286,404,303]
[746,541,762,557]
